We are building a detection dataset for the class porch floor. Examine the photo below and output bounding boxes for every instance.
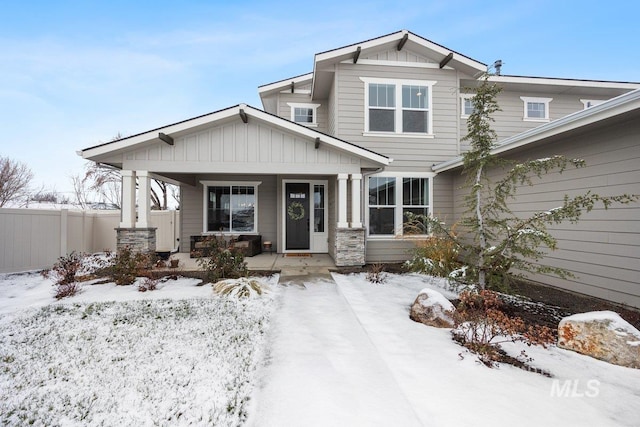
[167,252,337,276]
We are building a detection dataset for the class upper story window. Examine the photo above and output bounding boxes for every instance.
[461,95,475,118]
[580,99,606,109]
[360,77,436,137]
[520,96,552,122]
[287,102,320,127]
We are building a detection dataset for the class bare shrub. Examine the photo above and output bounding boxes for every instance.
[42,252,85,299]
[452,289,554,368]
[137,277,158,292]
[366,263,387,284]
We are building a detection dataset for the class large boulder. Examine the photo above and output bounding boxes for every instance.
[410,288,455,328]
[558,311,640,369]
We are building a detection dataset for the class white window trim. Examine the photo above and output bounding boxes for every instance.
[365,172,435,240]
[520,96,552,122]
[460,94,475,119]
[580,99,606,109]
[287,102,320,127]
[360,77,436,137]
[200,180,261,235]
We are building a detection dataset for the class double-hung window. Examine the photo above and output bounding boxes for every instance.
[361,78,435,135]
[201,181,260,233]
[367,174,432,237]
[520,97,552,122]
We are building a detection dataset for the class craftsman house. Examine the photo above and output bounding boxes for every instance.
[80,30,640,307]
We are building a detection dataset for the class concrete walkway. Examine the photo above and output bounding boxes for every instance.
[247,275,423,427]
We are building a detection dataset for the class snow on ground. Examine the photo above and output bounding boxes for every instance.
[250,273,640,427]
[0,272,279,426]
[2,270,640,426]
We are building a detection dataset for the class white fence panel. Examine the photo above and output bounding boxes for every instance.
[0,208,181,273]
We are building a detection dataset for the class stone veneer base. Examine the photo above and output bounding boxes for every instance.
[334,228,365,267]
[115,228,157,255]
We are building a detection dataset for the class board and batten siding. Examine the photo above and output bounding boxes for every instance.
[121,119,364,176]
[449,116,640,308]
[179,175,278,254]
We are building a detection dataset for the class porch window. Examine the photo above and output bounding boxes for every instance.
[201,181,260,233]
[361,77,435,136]
[367,175,432,237]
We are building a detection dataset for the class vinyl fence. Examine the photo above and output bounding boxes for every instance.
[0,208,180,274]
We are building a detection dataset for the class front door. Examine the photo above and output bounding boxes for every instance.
[285,182,310,250]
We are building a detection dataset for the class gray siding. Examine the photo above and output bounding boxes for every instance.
[333,63,462,170]
[449,117,640,307]
[459,89,614,153]
[277,92,329,134]
[180,174,278,253]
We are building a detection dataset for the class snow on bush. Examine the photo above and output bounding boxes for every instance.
[0,295,276,426]
[213,277,269,298]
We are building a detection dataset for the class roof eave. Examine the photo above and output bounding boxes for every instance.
[433,88,640,173]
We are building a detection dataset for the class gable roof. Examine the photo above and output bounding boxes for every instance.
[312,30,487,98]
[80,104,391,166]
[433,88,640,173]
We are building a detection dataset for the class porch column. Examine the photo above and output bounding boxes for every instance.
[136,170,151,228]
[337,173,349,228]
[350,173,362,228]
[120,170,136,228]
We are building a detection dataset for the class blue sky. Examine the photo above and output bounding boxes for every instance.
[1,0,638,198]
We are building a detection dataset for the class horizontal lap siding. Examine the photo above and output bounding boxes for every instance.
[451,116,640,307]
[278,92,329,134]
[335,63,460,170]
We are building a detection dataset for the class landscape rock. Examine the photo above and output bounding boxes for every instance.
[558,311,640,369]
[410,288,455,328]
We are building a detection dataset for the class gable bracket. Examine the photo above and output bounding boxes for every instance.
[158,132,174,146]
[291,81,295,93]
[439,52,454,68]
[397,33,409,51]
[239,109,248,124]
[353,46,361,64]
[315,137,320,149]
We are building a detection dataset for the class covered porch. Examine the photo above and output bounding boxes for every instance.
[80,104,391,267]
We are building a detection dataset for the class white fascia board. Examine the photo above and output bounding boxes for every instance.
[82,103,391,167]
[258,73,314,95]
[489,75,640,90]
[81,106,242,159]
[434,88,640,173]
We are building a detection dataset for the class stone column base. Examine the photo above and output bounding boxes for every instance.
[334,228,365,267]
[116,228,157,255]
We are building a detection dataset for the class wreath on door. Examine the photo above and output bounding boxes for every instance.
[287,201,305,221]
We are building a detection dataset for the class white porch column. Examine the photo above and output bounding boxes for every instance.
[350,173,362,228]
[337,173,349,228]
[136,170,151,228]
[120,170,136,228]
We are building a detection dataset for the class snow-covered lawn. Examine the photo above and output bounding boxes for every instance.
[0,273,278,426]
[2,270,639,426]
